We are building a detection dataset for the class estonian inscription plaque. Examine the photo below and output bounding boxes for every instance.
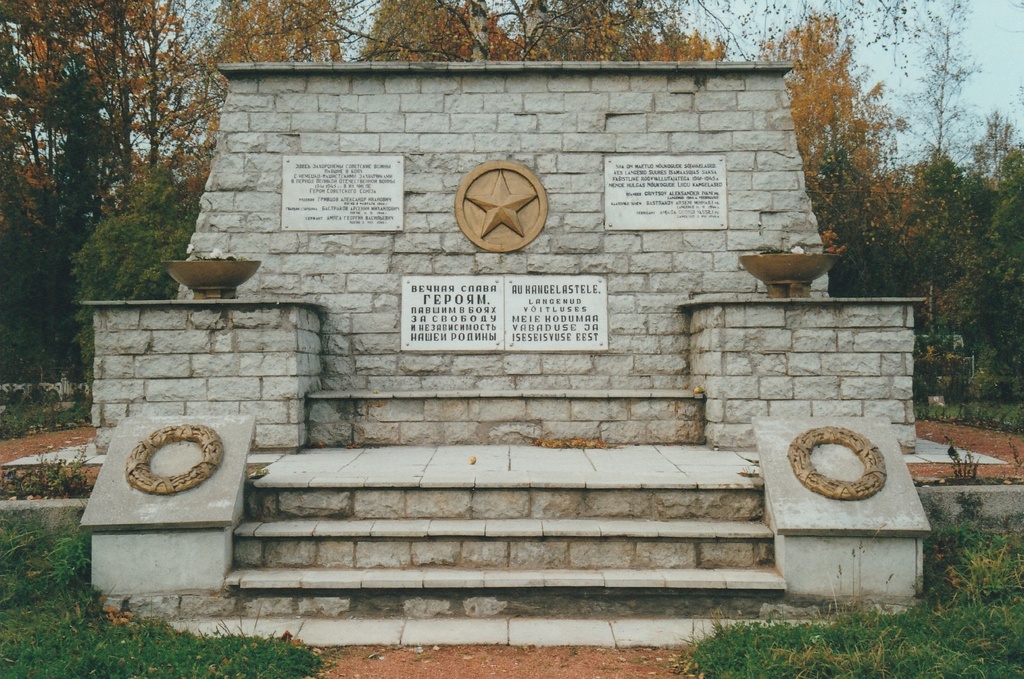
[605,155,727,230]
[282,155,403,231]
[401,276,608,352]
[505,276,607,351]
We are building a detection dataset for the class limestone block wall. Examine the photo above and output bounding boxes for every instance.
[682,298,917,451]
[307,392,704,447]
[192,62,820,393]
[88,301,322,453]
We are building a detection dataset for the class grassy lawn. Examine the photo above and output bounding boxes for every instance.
[677,526,1024,677]
[0,517,321,679]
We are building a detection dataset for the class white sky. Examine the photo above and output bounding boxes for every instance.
[856,0,1024,138]
[708,0,1024,156]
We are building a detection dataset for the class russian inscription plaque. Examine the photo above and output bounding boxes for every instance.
[282,155,403,231]
[605,155,727,230]
[402,276,607,352]
[402,276,503,351]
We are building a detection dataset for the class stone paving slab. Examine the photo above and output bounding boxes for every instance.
[246,445,767,490]
[172,616,736,647]
[508,619,617,646]
[402,619,510,645]
[907,439,1005,465]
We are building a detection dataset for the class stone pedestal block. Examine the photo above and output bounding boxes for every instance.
[92,529,233,595]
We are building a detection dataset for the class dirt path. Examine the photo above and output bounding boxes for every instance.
[315,645,682,678]
[914,421,1024,480]
[0,425,95,466]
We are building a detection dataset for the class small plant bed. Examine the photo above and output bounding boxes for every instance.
[1,455,97,500]
[674,525,1024,677]
[0,516,321,678]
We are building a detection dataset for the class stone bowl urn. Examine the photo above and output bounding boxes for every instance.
[739,253,837,298]
[163,260,261,299]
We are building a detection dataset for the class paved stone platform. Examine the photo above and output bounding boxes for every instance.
[173,616,741,647]
[4,440,1005,470]
[250,444,762,490]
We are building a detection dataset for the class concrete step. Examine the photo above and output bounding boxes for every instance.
[236,518,773,539]
[246,486,764,522]
[208,566,786,620]
[234,518,775,570]
[227,567,785,590]
[124,565,789,622]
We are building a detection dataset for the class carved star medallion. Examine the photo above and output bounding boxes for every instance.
[455,161,548,252]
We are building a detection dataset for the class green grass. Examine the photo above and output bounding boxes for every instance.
[0,517,322,679]
[677,526,1024,678]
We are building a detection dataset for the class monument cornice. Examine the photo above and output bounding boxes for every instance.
[218,60,793,77]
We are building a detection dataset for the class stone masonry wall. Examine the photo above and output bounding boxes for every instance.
[89,301,322,453]
[192,62,820,394]
[683,298,917,451]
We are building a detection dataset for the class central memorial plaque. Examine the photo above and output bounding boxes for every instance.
[402,276,607,352]
[605,155,727,230]
[282,155,403,231]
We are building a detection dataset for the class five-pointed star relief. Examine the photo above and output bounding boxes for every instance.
[465,170,538,238]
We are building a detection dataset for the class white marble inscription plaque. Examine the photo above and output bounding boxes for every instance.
[402,276,503,351]
[505,276,607,351]
[605,155,727,230]
[402,276,608,352]
[282,155,403,231]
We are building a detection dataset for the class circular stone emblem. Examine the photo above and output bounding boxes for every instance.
[454,161,548,252]
[787,426,887,501]
[125,424,224,495]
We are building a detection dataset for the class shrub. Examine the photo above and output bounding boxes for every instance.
[0,392,91,441]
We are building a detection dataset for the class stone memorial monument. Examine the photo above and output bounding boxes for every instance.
[84,62,925,627]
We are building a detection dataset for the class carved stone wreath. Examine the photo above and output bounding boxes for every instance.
[125,424,224,495]
[787,426,887,501]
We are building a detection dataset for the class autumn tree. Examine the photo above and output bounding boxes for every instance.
[909,0,977,161]
[973,111,1020,188]
[209,0,912,63]
[0,2,112,380]
[213,0,357,61]
[0,0,215,380]
[762,13,909,297]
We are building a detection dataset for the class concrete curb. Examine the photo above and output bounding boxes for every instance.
[917,485,1024,532]
[0,498,87,529]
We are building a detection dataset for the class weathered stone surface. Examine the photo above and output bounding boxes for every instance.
[280,490,353,518]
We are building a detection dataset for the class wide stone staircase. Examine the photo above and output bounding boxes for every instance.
[220,444,787,624]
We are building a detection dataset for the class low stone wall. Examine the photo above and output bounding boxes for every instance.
[307,390,704,446]
[918,485,1024,532]
[0,499,87,529]
[87,300,323,453]
[682,297,918,451]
